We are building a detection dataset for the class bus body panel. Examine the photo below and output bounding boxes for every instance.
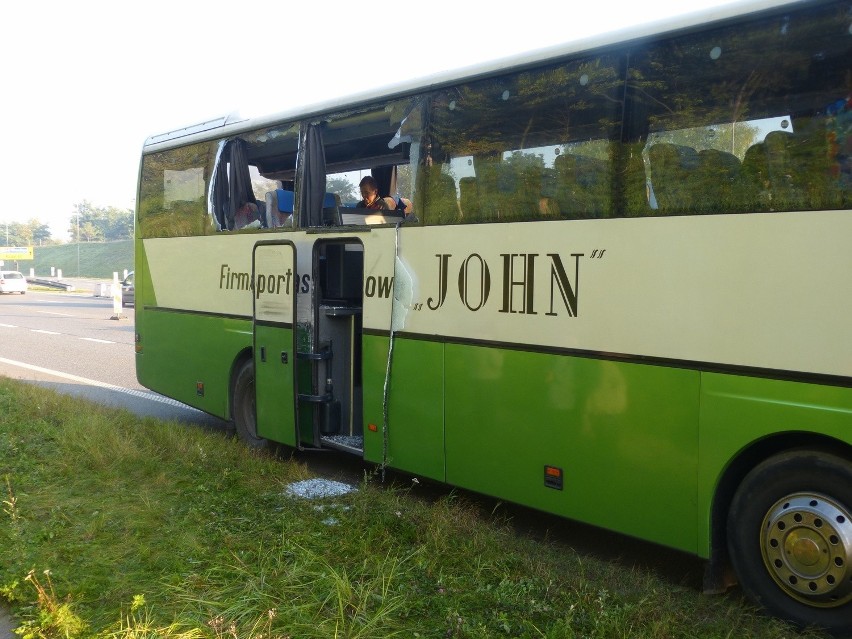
[444,344,701,553]
[136,311,251,419]
[361,212,852,381]
[362,335,446,481]
[254,321,297,445]
[697,373,852,554]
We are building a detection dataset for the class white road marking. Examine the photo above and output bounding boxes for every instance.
[36,310,75,316]
[2,326,121,345]
[0,357,199,411]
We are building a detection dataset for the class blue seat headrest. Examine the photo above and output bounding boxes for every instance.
[276,189,295,213]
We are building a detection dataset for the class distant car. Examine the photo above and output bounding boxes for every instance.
[0,271,27,294]
[121,271,134,307]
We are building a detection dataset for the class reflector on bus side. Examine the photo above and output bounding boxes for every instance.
[544,466,563,490]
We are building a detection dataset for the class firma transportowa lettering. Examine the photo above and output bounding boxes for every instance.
[218,251,586,317]
[219,265,310,298]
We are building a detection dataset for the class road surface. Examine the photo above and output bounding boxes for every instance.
[0,282,226,428]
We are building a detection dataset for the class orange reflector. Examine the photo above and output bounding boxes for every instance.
[196,382,204,397]
[544,465,564,490]
[368,423,378,432]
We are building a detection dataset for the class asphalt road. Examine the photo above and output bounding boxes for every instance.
[0,281,226,429]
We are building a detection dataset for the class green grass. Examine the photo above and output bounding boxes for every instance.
[0,377,829,638]
[24,241,133,279]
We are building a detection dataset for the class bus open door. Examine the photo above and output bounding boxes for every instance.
[252,240,299,447]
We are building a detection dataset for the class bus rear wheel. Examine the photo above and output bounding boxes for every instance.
[232,359,272,451]
[727,450,852,635]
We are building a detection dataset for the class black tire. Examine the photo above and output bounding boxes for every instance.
[232,359,272,451]
[727,450,852,635]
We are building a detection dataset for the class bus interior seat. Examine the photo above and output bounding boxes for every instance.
[788,117,844,209]
[540,167,558,199]
[482,160,544,220]
[322,192,342,226]
[511,162,545,219]
[763,131,798,208]
[458,176,480,217]
[416,164,459,223]
[739,143,770,211]
[538,167,561,218]
[647,143,699,213]
[695,149,741,213]
[554,153,610,218]
[265,189,295,227]
[471,155,504,220]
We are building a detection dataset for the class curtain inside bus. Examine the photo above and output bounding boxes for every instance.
[300,123,328,227]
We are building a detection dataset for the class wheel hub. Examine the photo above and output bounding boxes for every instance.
[761,493,852,607]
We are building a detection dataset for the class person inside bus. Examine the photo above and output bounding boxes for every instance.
[356,176,396,210]
[233,201,262,229]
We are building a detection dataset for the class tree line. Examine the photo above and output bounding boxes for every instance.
[68,201,134,242]
[3,219,52,246]
[2,201,134,246]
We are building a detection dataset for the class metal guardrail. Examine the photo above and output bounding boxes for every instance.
[26,278,75,291]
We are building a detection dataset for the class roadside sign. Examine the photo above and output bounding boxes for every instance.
[0,247,34,261]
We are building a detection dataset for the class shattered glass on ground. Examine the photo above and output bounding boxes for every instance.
[284,478,356,500]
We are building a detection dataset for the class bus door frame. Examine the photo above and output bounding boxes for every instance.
[252,239,299,447]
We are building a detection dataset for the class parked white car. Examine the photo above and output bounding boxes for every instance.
[0,271,27,294]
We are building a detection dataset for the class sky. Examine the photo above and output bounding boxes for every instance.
[0,0,742,242]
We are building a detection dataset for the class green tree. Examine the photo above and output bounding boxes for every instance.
[4,222,28,246]
[79,221,103,242]
[69,201,134,241]
[327,177,357,203]
[102,206,134,241]
[1,219,54,246]
[28,219,53,245]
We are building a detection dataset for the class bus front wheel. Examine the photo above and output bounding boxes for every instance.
[232,359,272,451]
[727,450,852,635]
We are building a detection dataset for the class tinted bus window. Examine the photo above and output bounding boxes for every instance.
[420,56,624,224]
[626,2,851,215]
[138,141,219,238]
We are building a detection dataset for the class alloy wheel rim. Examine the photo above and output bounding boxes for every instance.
[760,492,852,607]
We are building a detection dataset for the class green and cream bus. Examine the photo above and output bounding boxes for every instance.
[135,0,851,631]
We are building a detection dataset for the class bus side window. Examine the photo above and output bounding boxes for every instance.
[415,163,459,224]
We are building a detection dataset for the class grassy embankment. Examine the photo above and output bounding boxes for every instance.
[0,378,830,638]
[23,241,133,280]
